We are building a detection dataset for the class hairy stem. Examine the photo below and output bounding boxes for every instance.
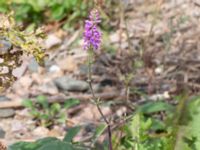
[87,49,113,150]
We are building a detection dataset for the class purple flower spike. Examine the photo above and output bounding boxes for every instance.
[83,9,101,50]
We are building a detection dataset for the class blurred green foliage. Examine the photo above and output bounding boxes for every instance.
[9,128,86,150]
[114,95,200,150]
[15,95,200,150]
[0,0,93,27]
[23,95,80,128]
[9,119,108,150]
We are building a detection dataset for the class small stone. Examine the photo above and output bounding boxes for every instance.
[0,96,10,102]
[45,34,62,49]
[116,107,127,117]
[0,127,5,138]
[18,76,33,89]
[149,92,170,101]
[57,56,78,72]
[78,65,88,76]
[0,109,15,118]
[92,64,107,75]
[12,61,28,78]
[0,37,12,54]
[44,60,55,69]
[49,65,61,72]
[39,82,58,95]
[54,76,89,92]
[28,58,39,72]
[11,120,24,132]
[155,66,163,75]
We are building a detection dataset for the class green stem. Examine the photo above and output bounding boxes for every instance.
[87,48,113,150]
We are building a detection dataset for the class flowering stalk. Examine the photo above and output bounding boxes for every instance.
[84,9,113,150]
[83,9,101,51]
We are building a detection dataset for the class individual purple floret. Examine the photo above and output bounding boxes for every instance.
[83,9,101,50]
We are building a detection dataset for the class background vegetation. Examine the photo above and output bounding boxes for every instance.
[0,0,200,150]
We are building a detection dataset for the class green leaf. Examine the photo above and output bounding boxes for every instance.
[137,101,174,114]
[56,112,66,123]
[95,123,107,138]
[8,142,39,150]
[30,109,41,117]
[63,0,72,10]
[92,123,107,144]
[40,114,50,120]
[51,4,65,20]
[37,95,49,109]
[8,137,55,150]
[38,140,74,150]
[174,96,200,149]
[8,137,75,150]
[127,113,140,140]
[63,126,81,142]
[0,4,8,13]
[71,0,78,7]
[150,118,166,131]
[64,99,80,109]
[22,99,34,108]
[50,103,61,114]
[27,0,44,12]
